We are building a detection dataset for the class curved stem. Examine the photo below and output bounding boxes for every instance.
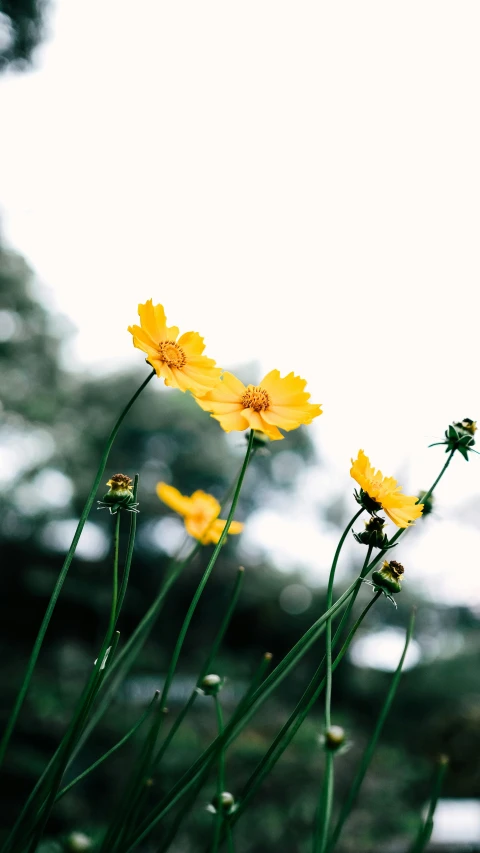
[0,369,155,769]
[328,608,416,851]
[409,755,449,853]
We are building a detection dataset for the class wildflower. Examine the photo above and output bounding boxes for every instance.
[350,450,423,528]
[429,418,478,461]
[97,473,139,515]
[156,483,243,545]
[128,300,221,395]
[365,559,405,606]
[196,370,322,441]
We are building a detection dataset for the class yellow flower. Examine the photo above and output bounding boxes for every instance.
[156,483,244,545]
[128,300,222,395]
[350,450,424,528]
[195,370,322,441]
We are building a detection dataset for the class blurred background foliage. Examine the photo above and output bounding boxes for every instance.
[0,0,49,71]
[1,236,480,852]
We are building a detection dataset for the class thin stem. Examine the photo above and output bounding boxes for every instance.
[210,696,225,853]
[328,608,416,851]
[0,369,155,770]
[325,509,364,730]
[364,449,456,580]
[115,474,139,623]
[109,512,121,638]
[154,566,245,767]
[231,590,381,828]
[55,692,159,803]
[153,430,255,755]
[314,752,334,853]
[409,756,449,853]
[226,825,235,853]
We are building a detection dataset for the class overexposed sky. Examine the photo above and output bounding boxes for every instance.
[1,1,479,607]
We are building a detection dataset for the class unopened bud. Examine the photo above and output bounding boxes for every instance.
[417,490,434,517]
[429,419,478,462]
[353,515,390,549]
[248,429,270,451]
[65,833,92,852]
[198,673,223,696]
[324,725,346,750]
[371,560,404,595]
[97,473,139,515]
[207,791,236,814]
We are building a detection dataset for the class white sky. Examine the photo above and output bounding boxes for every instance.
[1,0,479,608]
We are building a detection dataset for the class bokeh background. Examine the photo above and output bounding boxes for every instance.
[1,2,480,851]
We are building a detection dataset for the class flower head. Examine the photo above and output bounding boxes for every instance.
[195,370,322,441]
[371,559,404,596]
[128,300,221,395]
[350,450,423,528]
[429,418,479,461]
[98,473,139,515]
[156,482,243,545]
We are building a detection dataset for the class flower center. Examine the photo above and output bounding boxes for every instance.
[158,340,186,368]
[241,385,271,412]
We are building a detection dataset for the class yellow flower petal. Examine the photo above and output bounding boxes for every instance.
[350,450,424,529]
[156,483,192,517]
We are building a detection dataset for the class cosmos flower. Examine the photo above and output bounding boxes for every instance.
[128,300,221,395]
[195,369,322,441]
[156,483,243,545]
[350,450,423,528]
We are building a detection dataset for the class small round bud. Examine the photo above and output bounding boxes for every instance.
[429,419,478,461]
[417,490,434,517]
[207,791,236,814]
[325,725,346,750]
[198,674,223,696]
[65,833,92,852]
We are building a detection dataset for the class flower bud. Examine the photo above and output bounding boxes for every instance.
[207,791,236,814]
[371,560,404,595]
[97,473,139,515]
[65,833,92,852]
[324,725,346,751]
[353,515,390,549]
[429,419,478,461]
[197,673,223,696]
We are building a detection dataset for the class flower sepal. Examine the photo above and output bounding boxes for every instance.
[353,488,382,515]
[429,419,478,461]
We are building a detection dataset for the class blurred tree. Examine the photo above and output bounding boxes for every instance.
[0,0,48,71]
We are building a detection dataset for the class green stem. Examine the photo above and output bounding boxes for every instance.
[210,696,225,853]
[109,512,121,637]
[409,756,449,853]
[314,751,334,853]
[0,369,155,770]
[55,692,159,803]
[231,590,381,828]
[364,449,456,579]
[328,608,416,851]
[115,474,139,623]
[152,430,255,756]
[154,566,245,767]
[325,509,364,731]
[123,583,359,852]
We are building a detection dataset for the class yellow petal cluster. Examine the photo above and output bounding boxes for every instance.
[128,300,221,395]
[156,482,244,545]
[350,450,423,528]
[195,370,322,441]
